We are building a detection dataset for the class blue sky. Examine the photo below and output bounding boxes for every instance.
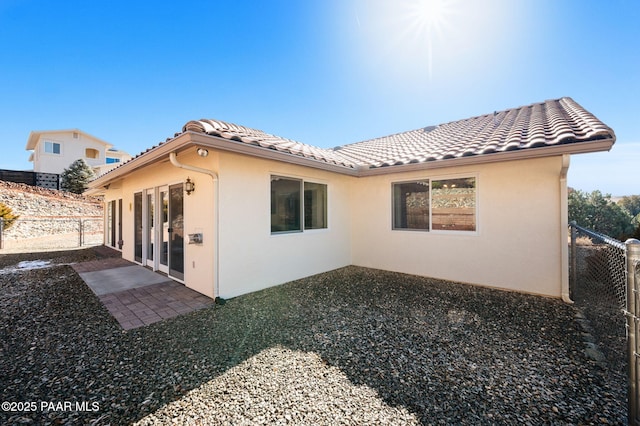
[0,0,638,195]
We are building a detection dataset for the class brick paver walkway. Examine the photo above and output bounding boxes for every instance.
[98,281,215,330]
[73,250,215,330]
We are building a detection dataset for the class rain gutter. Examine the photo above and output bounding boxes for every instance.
[560,154,573,304]
[169,151,220,300]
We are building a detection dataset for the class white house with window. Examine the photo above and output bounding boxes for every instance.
[26,129,132,177]
[87,98,615,302]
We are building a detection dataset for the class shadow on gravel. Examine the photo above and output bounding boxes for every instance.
[0,248,627,424]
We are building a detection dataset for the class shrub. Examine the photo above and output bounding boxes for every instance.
[0,202,19,230]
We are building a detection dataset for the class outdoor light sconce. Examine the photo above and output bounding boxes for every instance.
[185,177,195,195]
[196,147,209,157]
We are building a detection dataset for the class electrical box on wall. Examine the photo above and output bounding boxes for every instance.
[188,233,203,244]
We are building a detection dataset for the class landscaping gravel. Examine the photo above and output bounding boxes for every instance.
[0,248,627,425]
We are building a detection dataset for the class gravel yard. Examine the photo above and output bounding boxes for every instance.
[0,248,627,425]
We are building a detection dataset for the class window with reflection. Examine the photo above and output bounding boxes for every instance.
[271,176,328,233]
[431,178,476,231]
[392,177,476,232]
[393,181,430,230]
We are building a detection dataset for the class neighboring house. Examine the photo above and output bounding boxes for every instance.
[87,97,615,302]
[26,129,132,177]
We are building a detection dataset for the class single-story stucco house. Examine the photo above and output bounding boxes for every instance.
[87,97,615,302]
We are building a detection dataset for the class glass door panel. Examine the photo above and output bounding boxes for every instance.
[106,200,114,247]
[134,192,143,263]
[159,187,169,274]
[145,190,155,267]
[168,183,184,280]
[117,199,123,249]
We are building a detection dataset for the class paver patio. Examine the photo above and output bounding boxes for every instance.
[72,254,214,330]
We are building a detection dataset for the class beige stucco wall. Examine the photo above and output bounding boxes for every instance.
[101,148,567,300]
[102,148,353,299]
[216,151,353,298]
[350,156,566,297]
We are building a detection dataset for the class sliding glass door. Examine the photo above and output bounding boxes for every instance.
[168,183,184,280]
[137,185,184,281]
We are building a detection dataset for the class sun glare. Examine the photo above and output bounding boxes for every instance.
[410,0,448,30]
[343,0,548,99]
[400,0,454,80]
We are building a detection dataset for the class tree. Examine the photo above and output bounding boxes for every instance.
[61,159,96,194]
[0,202,19,230]
[619,195,640,217]
[568,189,634,239]
[617,195,640,240]
[630,214,640,240]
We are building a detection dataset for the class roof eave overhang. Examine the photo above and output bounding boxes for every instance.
[187,131,359,175]
[87,134,192,192]
[87,135,614,192]
[355,138,615,176]
[25,131,40,151]
[87,131,360,192]
[25,129,113,151]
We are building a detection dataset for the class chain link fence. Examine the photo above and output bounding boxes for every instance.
[627,243,640,425]
[569,223,626,369]
[0,217,103,252]
[569,222,640,424]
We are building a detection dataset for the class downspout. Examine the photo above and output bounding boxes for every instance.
[560,154,573,304]
[169,151,220,299]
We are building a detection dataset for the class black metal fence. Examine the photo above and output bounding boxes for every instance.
[0,169,60,189]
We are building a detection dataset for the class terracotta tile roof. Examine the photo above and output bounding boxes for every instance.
[183,97,614,171]
[333,97,615,168]
[182,119,357,168]
[92,97,613,186]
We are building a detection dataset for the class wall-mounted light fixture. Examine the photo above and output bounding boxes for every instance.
[196,147,209,157]
[185,177,195,195]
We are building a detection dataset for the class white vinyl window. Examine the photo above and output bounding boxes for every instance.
[44,141,61,155]
[392,177,476,232]
[271,176,327,233]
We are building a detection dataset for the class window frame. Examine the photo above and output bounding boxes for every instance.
[270,175,328,235]
[303,181,328,230]
[392,179,431,231]
[43,140,62,155]
[391,174,478,235]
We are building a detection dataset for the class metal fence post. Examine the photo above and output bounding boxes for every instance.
[0,217,4,250]
[570,221,577,300]
[626,238,640,425]
[78,219,83,247]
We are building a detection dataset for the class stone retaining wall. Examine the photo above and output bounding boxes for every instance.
[0,180,103,251]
